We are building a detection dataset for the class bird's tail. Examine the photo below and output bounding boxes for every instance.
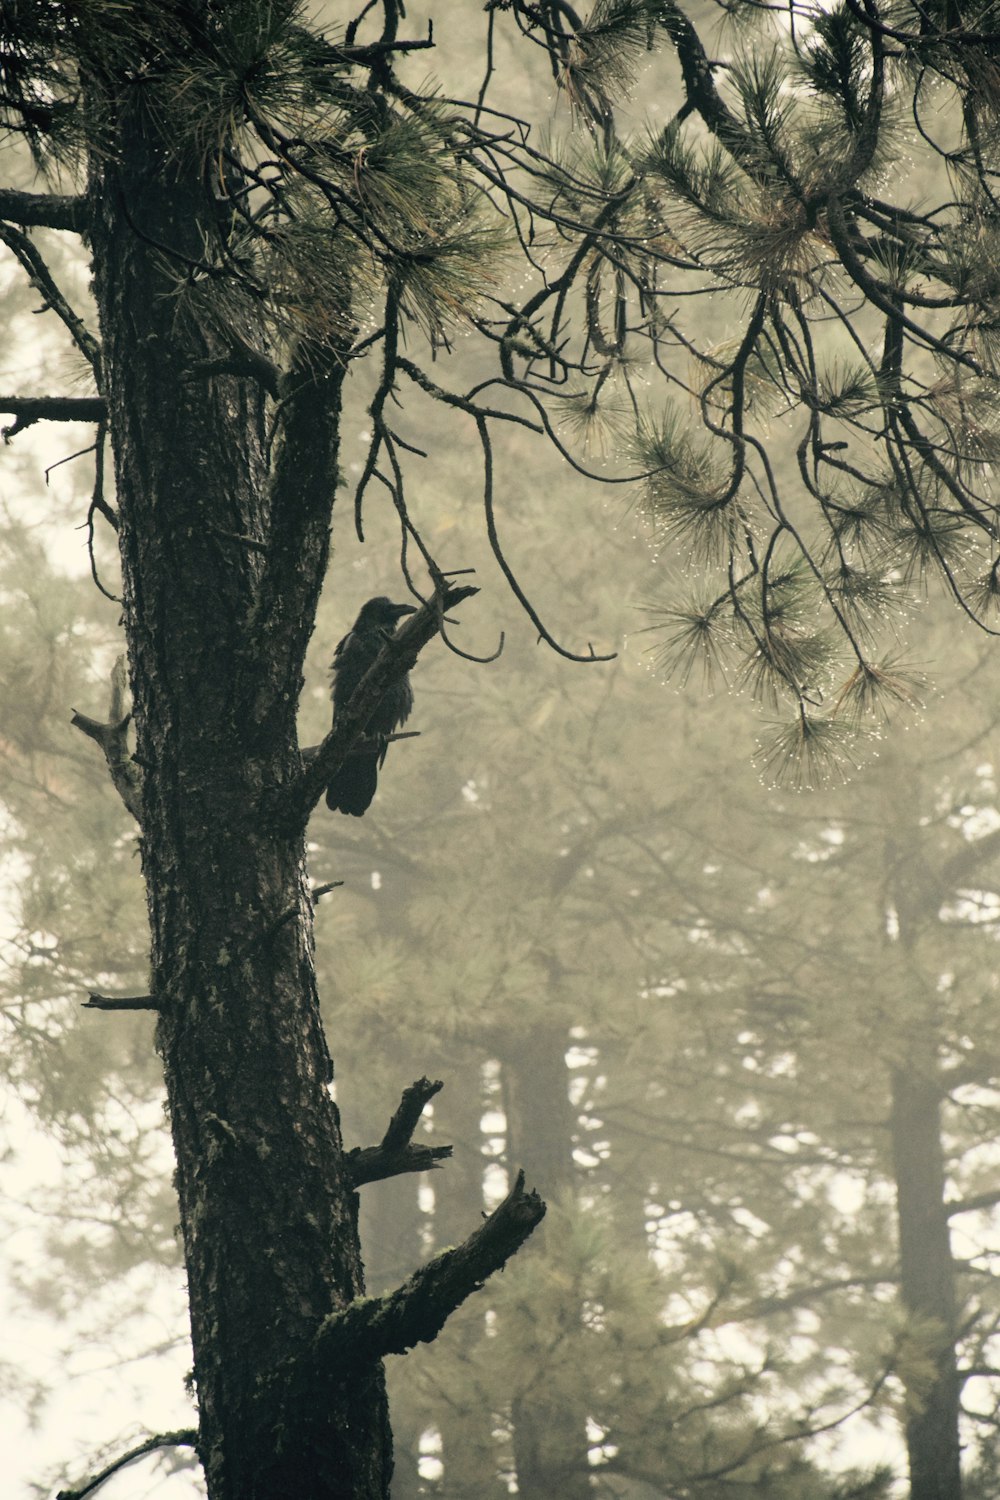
[325,755,380,817]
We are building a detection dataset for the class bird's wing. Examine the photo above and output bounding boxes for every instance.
[330,629,352,669]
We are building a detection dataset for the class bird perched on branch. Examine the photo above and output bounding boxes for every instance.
[325,596,417,816]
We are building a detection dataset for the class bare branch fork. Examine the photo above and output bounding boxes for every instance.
[347,1076,453,1187]
[275,580,479,829]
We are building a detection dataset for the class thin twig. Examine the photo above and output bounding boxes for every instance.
[55,1430,198,1500]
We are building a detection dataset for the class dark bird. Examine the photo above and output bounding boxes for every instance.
[325,596,417,816]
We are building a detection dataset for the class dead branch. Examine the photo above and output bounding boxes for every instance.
[70,656,143,823]
[313,1170,545,1363]
[83,993,158,1011]
[1,394,106,440]
[347,1077,453,1187]
[0,222,101,370]
[0,188,88,232]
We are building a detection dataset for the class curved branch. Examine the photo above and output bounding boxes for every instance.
[657,2,761,180]
[354,287,402,542]
[843,0,1000,47]
[55,1430,198,1500]
[825,197,986,376]
[0,221,101,370]
[474,412,616,663]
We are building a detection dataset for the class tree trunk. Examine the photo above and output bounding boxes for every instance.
[879,762,963,1500]
[503,1028,592,1500]
[890,1058,962,1500]
[432,1059,509,1500]
[598,1042,657,1256]
[86,81,392,1500]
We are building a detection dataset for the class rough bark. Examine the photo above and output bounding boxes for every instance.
[84,74,391,1500]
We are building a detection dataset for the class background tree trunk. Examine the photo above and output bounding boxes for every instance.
[890,1058,962,1500]
[882,763,963,1500]
[432,1059,509,1500]
[503,1027,593,1500]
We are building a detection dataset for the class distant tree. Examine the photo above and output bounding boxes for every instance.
[584,628,1000,1500]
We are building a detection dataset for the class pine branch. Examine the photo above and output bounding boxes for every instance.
[0,394,106,439]
[334,26,435,63]
[55,1430,198,1500]
[829,0,883,188]
[841,0,1000,48]
[825,198,984,377]
[657,3,759,179]
[0,187,88,232]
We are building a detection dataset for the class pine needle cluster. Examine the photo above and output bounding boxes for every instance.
[2,0,513,355]
[634,406,747,564]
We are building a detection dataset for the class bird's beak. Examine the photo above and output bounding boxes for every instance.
[392,604,418,621]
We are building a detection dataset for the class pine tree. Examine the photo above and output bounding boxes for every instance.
[4,2,1000,1498]
[0,4,555,1495]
